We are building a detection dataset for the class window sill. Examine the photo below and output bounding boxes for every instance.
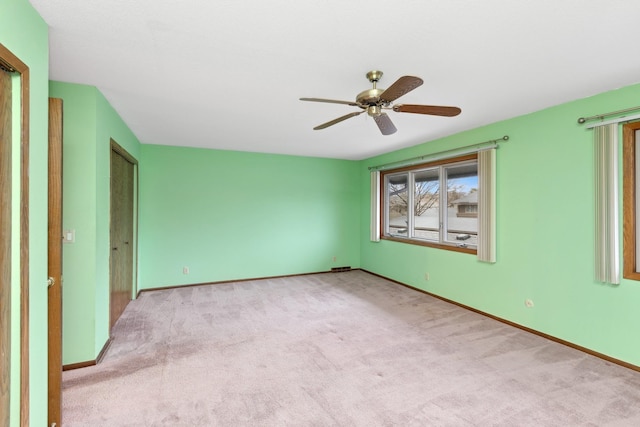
[623,270,640,281]
[381,235,477,255]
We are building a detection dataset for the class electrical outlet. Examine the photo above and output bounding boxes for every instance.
[525,298,534,308]
[424,273,430,281]
[183,266,189,275]
[332,256,337,262]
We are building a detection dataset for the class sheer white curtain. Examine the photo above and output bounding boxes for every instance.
[594,123,620,284]
[477,148,496,263]
[370,170,380,242]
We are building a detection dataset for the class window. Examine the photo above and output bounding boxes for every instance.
[381,153,479,253]
[623,121,640,280]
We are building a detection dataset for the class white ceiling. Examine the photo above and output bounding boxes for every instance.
[30,0,640,160]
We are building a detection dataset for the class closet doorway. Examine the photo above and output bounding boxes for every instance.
[109,142,137,330]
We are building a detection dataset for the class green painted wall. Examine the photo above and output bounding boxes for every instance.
[49,81,141,364]
[138,145,361,289]
[1,0,49,425]
[49,82,97,365]
[4,1,640,420]
[360,82,640,367]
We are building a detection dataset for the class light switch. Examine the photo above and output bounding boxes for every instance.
[63,229,75,243]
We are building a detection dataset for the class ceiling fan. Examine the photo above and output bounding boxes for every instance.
[300,70,461,135]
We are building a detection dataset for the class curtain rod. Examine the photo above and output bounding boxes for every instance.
[583,112,640,129]
[577,106,640,124]
[368,135,509,171]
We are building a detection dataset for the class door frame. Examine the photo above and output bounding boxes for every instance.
[47,97,63,427]
[0,43,31,427]
[0,50,13,427]
[109,139,138,330]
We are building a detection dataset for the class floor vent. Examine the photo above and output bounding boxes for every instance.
[331,266,352,272]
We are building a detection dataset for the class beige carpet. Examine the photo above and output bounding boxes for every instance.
[62,270,640,426]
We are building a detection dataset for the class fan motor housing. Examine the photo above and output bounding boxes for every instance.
[356,88,384,106]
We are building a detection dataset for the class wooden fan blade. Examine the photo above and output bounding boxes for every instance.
[393,104,462,117]
[300,97,360,107]
[313,111,364,130]
[379,76,424,103]
[373,113,397,135]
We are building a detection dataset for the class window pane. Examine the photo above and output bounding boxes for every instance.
[387,173,409,236]
[445,163,478,246]
[414,169,440,241]
[379,154,482,254]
